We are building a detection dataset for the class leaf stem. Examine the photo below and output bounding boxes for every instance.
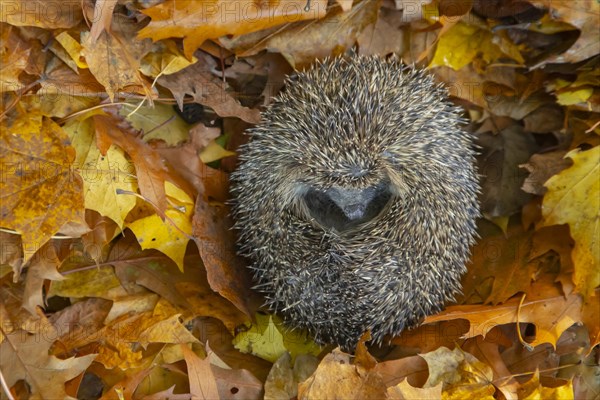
[516,293,534,351]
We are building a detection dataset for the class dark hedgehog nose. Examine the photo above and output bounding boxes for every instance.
[343,203,367,220]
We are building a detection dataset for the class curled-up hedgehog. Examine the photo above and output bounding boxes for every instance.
[231,54,480,350]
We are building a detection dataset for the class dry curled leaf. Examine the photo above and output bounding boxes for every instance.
[0,313,96,399]
[298,349,387,399]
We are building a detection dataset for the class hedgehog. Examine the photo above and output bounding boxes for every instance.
[230,54,480,350]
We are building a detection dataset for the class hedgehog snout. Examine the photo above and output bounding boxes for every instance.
[302,183,392,232]
[328,187,374,221]
[341,202,367,221]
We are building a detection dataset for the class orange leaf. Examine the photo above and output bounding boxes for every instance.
[424,288,595,349]
[0,231,23,277]
[103,231,191,309]
[225,0,380,68]
[0,0,83,28]
[463,335,520,400]
[582,296,600,351]
[81,19,153,101]
[107,235,246,332]
[181,344,220,399]
[355,331,377,369]
[59,230,248,333]
[49,297,113,357]
[138,0,328,59]
[0,26,30,92]
[462,221,537,305]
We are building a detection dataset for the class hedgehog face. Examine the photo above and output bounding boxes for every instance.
[292,153,394,232]
[302,180,392,232]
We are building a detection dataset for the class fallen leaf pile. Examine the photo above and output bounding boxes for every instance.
[0,0,598,398]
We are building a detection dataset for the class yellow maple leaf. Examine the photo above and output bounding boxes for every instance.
[518,370,574,399]
[119,103,190,146]
[66,117,138,229]
[140,40,197,78]
[0,107,85,263]
[127,182,193,271]
[429,22,504,70]
[95,299,199,369]
[387,380,443,399]
[551,78,594,106]
[539,146,600,298]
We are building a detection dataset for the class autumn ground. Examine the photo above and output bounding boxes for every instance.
[0,0,599,399]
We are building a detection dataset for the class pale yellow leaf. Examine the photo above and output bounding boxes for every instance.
[199,140,236,164]
[539,146,600,298]
[54,31,88,68]
[66,117,138,228]
[126,182,193,271]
